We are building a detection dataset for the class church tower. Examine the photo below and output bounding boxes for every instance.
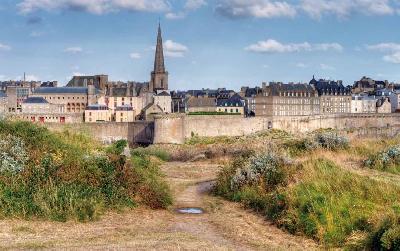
[150,22,168,93]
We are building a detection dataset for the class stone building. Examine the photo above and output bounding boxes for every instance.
[254,82,319,116]
[351,95,391,114]
[19,97,75,123]
[310,77,351,114]
[5,86,31,112]
[67,75,108,90]
[217,94,245,115]
[31,85,100,113]
[186,96,216,113]
[115,105,135,122]
[390,90,400,112]
[0,91,8,114]
[85,104,112,123]
[352,76,388,94]
[240,86,261,116]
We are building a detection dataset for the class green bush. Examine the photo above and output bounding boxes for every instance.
[365,145,400,174]
[0,121,172,222]
[215,155,400,248]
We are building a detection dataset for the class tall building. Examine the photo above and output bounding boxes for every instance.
[150,23,168,93]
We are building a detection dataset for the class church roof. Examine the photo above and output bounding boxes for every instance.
[34,87,88,94]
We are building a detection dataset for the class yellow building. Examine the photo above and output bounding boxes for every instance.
[85,104,112,123]
[216,94,245,115]
[115,105,135,122]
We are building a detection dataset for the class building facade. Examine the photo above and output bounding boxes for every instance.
[255,82,319,116]
[85,104,112,123]
[310,77,351,114]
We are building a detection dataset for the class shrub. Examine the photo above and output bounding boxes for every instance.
[313,132,349,150]
[365,145,400,174]
[215,155,400,248]
[106,140,128,155]
[0,121,172,221]
[230,152,290,191]
[0,135,28,173]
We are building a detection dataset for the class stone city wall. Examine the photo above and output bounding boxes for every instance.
[153,113,400,144]
[44,121,154,145]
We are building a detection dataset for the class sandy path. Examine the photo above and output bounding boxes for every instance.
[0,161,318,250]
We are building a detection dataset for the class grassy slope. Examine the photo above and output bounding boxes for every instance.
[0,121,172,222]
[212,131,400,249]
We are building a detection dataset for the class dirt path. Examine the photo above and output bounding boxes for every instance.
[0,161,318,250]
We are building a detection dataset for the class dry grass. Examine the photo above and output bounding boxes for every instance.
[0,161,318,250]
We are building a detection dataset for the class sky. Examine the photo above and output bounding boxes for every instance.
[0,0,400,91]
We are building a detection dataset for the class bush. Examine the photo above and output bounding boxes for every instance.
[314,132,349,150]
[215,155,400,248]
[230,153,290,191]
[0,121,172,222]
[0,135,28,173]
[365,145,400,174]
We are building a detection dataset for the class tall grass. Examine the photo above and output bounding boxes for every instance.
[215,153,400,249]
[0,121,172,222]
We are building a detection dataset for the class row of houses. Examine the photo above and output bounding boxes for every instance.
[172,76,397,117]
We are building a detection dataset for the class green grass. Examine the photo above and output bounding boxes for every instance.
[0,121,172,222]
[215,155,400,249]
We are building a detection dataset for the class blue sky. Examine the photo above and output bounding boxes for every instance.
[0,0,400,91]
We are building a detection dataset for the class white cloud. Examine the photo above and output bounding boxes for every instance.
[216,0,297,18]
[300,0,394,19]
[64,47,83,54]
[166,12,186,19]
[383,52,400,63]
[129,52,141,59]
[245,39,343,53]
[366,42,400,52]
[185,0,207,10]
[0,43,11,51]
[296,62,307,68]
[0,75,7,81]
[320,63,335,70]
[164,40,189,58]
[72,72,85,76]
[367,42,400,64]
[18,0,170,15]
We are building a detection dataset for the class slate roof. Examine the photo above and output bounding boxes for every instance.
[23,97,48,104]
[310,77,351,96]
[187,96,216,107]
[86,104,108,110]
[268,83,316,96]
[217,94,244,107]
[34,87,88,94]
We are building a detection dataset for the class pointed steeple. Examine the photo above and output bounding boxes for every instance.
[154,21,165,73]
[150,21,169,92]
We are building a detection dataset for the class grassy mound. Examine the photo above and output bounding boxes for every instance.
[0,121,172,222]
[215,152,400,249]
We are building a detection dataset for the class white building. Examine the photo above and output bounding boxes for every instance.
[351,95,391,114]
[390,90,400,113]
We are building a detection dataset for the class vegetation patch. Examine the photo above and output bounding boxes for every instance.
[215,152,400,249]
[0,121,172,222]
[364,144,400,174]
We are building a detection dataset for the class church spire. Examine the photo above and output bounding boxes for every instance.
[154,21,165,73]
[150,21,169,92]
